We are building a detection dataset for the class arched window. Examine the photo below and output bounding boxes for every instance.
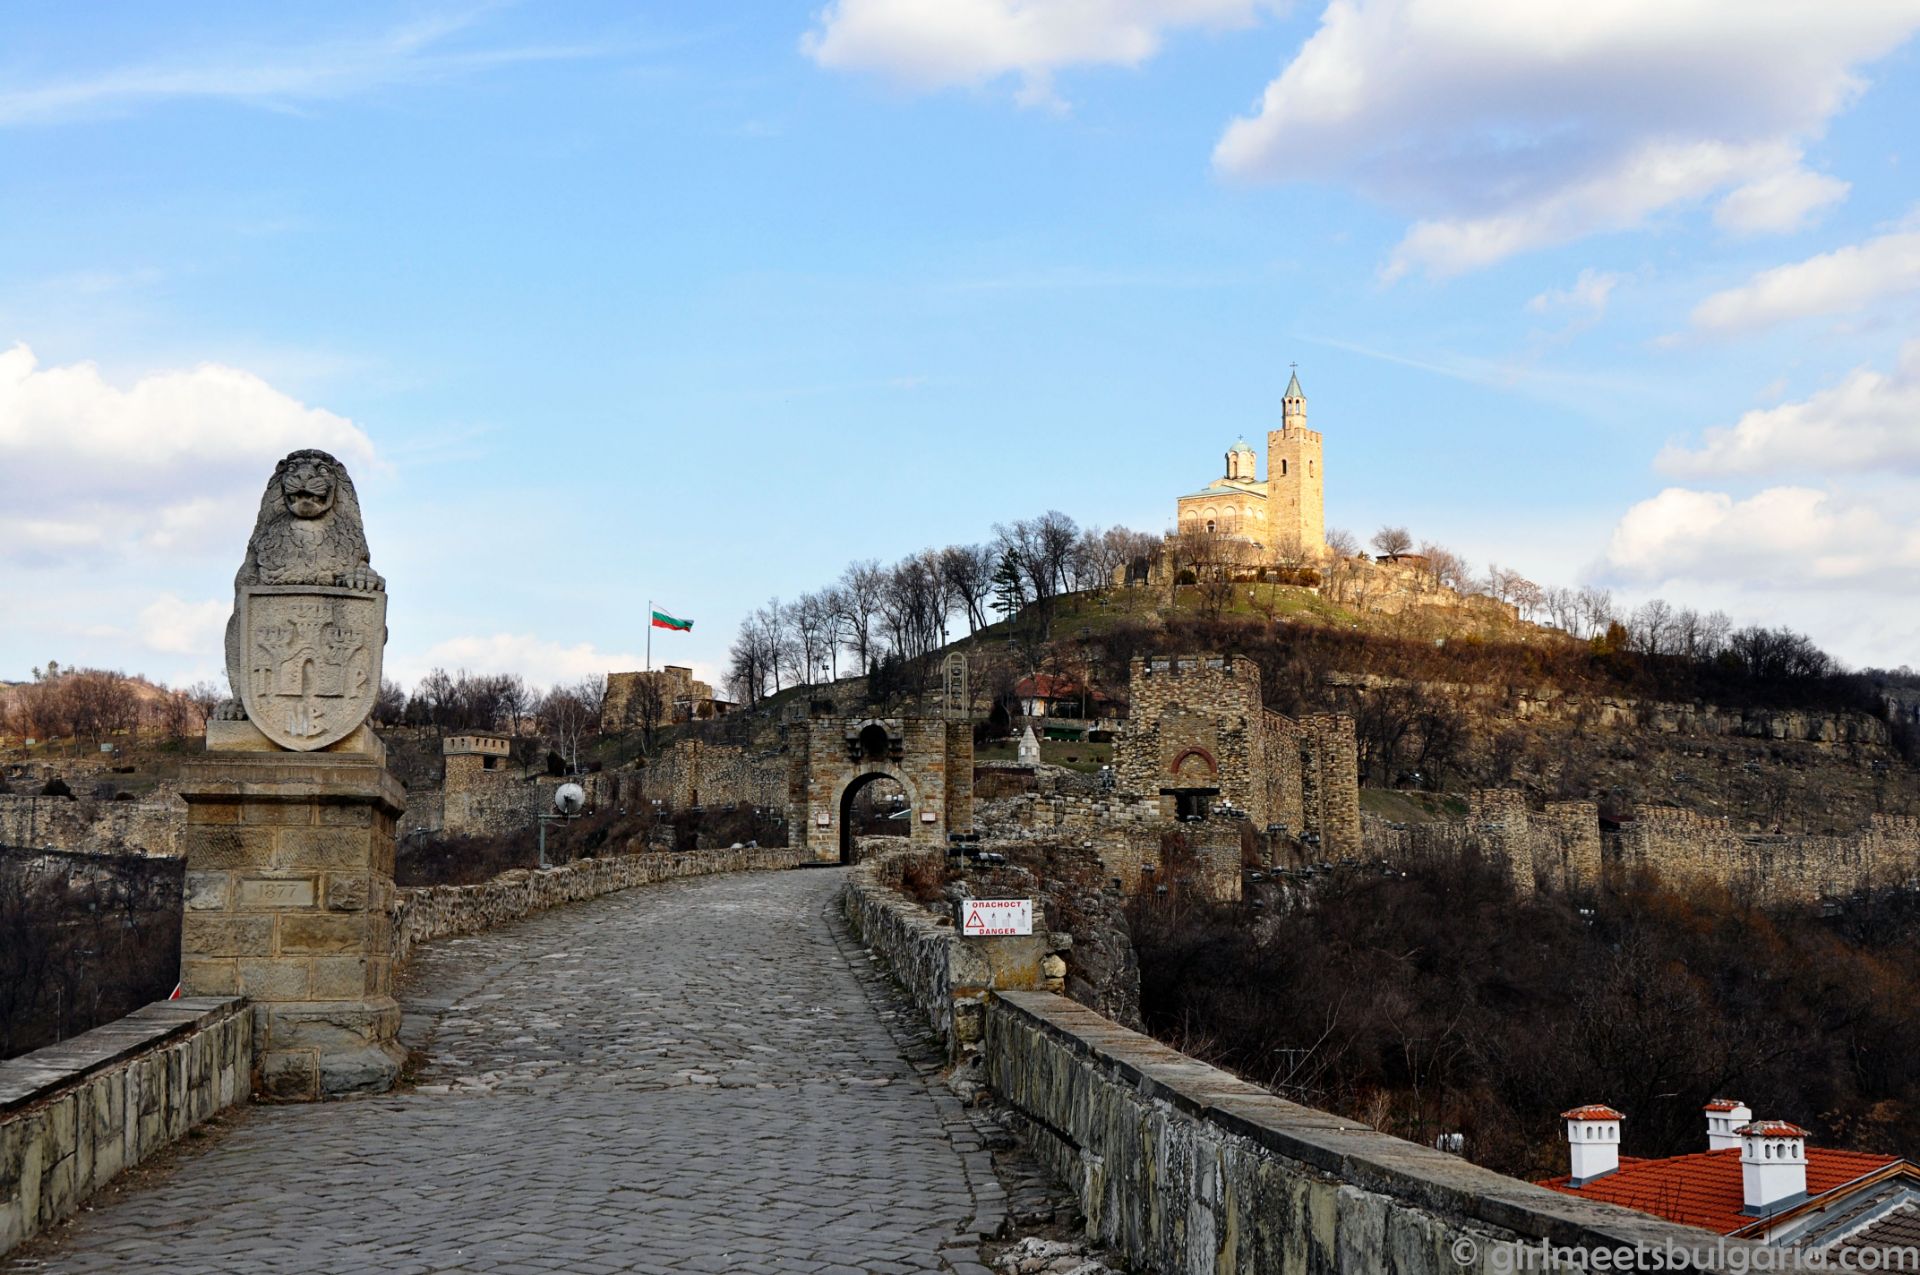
[1206,519,1216,534]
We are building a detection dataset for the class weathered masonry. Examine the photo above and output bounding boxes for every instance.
[1114,654,1360,855]
[1370,789,1920,904]
[0,998,250,1253]
[789,713,974,864]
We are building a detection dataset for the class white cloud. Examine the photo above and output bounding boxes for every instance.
[1658,341,1920,477]
[1605,485,1920,585]
[1688,224,1920,333]
[801,0,1273,105]
[1714,167,1851,235]
[0,342,377,564]
[1527,268,1620,319]
[0,10,596,127]
[1212,0,1920,277]
[136,595,229,656]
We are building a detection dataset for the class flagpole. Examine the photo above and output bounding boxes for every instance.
[646,599,652,672]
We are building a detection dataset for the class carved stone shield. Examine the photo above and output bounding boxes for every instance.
[237,585,385,751]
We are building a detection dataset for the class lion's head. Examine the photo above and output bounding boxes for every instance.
[233,449,374,589]
[279,454,339,520]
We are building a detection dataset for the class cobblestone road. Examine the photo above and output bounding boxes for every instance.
[9,868,1002,1275]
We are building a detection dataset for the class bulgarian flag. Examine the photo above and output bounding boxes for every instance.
[651,609,693,632]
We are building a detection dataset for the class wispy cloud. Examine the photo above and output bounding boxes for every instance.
[0,8,603,127]
[1301,333,1631,402]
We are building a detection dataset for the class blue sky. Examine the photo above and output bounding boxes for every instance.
[3,0,1919,690]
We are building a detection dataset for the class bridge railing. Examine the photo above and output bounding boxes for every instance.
[1,997,249,1256]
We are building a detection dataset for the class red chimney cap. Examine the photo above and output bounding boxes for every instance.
[1561,1105,1626,1122]
[1736,1120,1809,1138]
[1703,1099,1745,1112]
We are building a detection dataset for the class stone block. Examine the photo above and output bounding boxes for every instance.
[240,801,316,826]
[181,914,274,959]
[308,957,371,999]
[276,913,366,955]
[236,958,311,1001]
[324,875,370,911]
[186,801,241,826]
[182,826,274,870]
[268,999,399,1048]
[272,827,373,872]
[180,958,238,997]
[258,1050,318,1102]
[183,872,233,911]
[316,802,375,828]
[236,877,316,910]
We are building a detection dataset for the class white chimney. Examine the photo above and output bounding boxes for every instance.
[1562,1105,1624,1185]
[1738,1120,1809,1214]
[1705,1099,1752,1151]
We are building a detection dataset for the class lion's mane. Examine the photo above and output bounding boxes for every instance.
[233,449,373,587]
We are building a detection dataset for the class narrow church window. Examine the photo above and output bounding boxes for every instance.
[1281,459,1288,476]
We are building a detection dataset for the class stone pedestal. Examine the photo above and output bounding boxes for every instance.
[178,737,406,1101]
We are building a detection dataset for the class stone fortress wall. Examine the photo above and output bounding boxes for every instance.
[1367,788,1920,905]
[637,738,786,811]
[0,788,182,858]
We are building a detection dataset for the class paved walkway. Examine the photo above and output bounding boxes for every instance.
[8,868,1001,1275]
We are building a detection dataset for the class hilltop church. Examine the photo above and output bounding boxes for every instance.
[1175,369,1327,561]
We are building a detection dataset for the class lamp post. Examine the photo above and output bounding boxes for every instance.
[537,782,587,870]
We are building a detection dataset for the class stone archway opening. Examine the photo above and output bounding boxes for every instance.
[839,772,910,865]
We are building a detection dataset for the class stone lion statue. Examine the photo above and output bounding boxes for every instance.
[234,449,382,591]
[219,450,383,714]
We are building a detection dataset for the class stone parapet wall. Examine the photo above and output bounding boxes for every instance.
[0,789,183,858]
[838,847,1064,1056]
[391,844,808,962]
[0,997,250,1256]
[984,990,1758,1275]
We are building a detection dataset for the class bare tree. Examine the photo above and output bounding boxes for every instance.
[628,673,666,755]
[1416,541,1470,592]
[538,686,592,773]
[838,561,885,674]
[1325,527,1361,559]
[791,593,833,687]
[1576,587,1615,640]
[373,679,407,726]
[939,544,996,634]
[1371,525,1413,558]
[576,672,608,725]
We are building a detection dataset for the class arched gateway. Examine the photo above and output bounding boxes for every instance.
[789,713,973,864]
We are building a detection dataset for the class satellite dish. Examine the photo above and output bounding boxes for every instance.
[554,782,586,816]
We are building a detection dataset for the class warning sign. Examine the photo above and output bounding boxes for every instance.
[960,898,1033,937]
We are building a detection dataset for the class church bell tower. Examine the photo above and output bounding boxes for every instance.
[1266,367,1326,557]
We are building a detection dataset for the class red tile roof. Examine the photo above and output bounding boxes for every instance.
[1562,1105,1625,1121]
[1014,674,1111,703]
[1738,1120,1811,1138]
[1704,1099,1746,1113]
[1541,1148,1901,1236]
